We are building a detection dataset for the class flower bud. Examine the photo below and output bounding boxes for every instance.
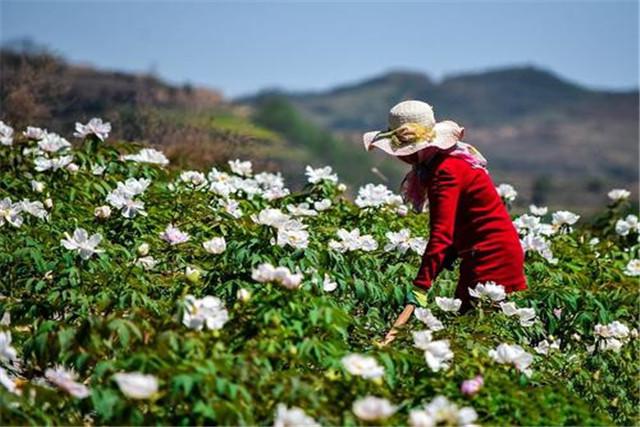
[137,243,150,256]
[66,163,79,173]
[460,375,484,396]
[185,266,201,283]
[31,180,45,193]
[337,183,347,192]
[237,288,251,303]
[94,205,111,219]
[44,198,53,209]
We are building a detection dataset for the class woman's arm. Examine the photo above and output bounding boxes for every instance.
[413,163,461,290]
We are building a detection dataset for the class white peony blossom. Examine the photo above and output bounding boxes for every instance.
[313,198,332,211]
[135,256,158,270]
[0,367,19,395]
[45,365,90,399]
[74,118,111,141]
[159,224,190,245]
[529,204,548,216]
[286,203,317,217]
[414,308,444,331]
[38,132,71,153]
[123,148,169,166]
[31,180,45,193]
[61,228,104,260]
[0,198,24,228]
[329,228,378,253]
[341,354,384,380]
[180,171,207,188]
[203,237,226,254]
[113,372,158,399]
[228,159,252,177]
[252,263,303,290]
[468,281,506,302]
[608,188,631,202]
[182,295,229,331]
[34,155,73,172]
[496,183,517,202]
[23,126,46,140]
[273,404,320,427]
[624,259,640,276]
[322,274,338,292]
[489,343,533,376]
[435,297,462,313]
[352,396,396,421]
[305,165,338,184]
[355,183,401,209]
[94,205,112,219]
[20,200,48,220]
[276,220,309,250]
[615,215,639,236]
[552,210,580,230]
[0,331,18,365]
[0,121,14,146]
[409,395,477,427]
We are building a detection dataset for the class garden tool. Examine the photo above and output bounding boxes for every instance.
[381,304,415,346]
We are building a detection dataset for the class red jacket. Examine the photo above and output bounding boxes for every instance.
[413,154,527,298]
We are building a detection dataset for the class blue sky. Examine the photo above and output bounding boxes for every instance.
[1,1,638,97]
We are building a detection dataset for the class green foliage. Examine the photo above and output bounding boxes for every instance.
[0,132,638,426]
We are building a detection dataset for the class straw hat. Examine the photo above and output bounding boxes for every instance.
[363,100,464,156]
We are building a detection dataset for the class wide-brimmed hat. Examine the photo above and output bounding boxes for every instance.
[363,100,464,156]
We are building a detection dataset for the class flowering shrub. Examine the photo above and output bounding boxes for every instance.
[0,119,638,425]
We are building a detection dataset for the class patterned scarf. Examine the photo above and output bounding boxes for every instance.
[400,142,488,212]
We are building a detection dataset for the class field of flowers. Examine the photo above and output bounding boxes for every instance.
[0,119,638,426]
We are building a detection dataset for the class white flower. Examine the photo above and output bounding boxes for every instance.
[529,204,548,216]
[305,165,338,184]
[414,308,444,331]
[182,295,229,331]
[0,331,18,364]
[135,256,157,270]
[20,200,48,219]
[113,372,158,399]
[410,396,477,427]
[203,237,226,254]
[500,302,536,326]
[313,198,332,211]
[0,121,14,146]
[341,354,384,380]
[61,228,104,260]
[624,259,640,276]
[608,188,631,202]
[31,180,45,193]
[228,159,252,176]
[355,183,398,208]
[252,263,303,290]
[594,321,631,352]
[489,343,533,376]
[615,215,639,236]
[412,330,434,350]
[352,396,396,421]
[552,210,580,228]
[276,220,309,250]
[384,229,412,254]
[500,301,518,316]
[468,281,506,302]
[94,205,112,219]
[329,228,378,252]
[286,203,317,217]
[34,155,73,171]
[0,198,24,228]
[273,404,320,427]
[534,338,560,355]
[91,164,106,175]
[253,208,291,228]
[38,132,71,153]
[0,367,19,395]
[74,118,111,141]
[221,198,243,218]
[322,274,337,292]
[435,297,462,313]
[409,237,427,255]
[237,288,251,302]
[45,365,90,399]
[159,224,190,245]
[180,171,207,188]
[23,126,46,140]
[123,148,169,166]
[423,340,454,372]
[496,183,517,202]
[66,163,80,173]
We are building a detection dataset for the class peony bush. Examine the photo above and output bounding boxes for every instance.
[0,119,638,425]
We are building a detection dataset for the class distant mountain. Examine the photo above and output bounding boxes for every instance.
[242,67,639,211]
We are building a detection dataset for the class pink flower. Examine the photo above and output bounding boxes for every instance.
[553,308,562,319]
[460,375,484,396]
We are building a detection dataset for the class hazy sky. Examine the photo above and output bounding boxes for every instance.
[1,0,638,97]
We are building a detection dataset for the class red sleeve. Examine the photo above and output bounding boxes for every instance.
[413,162,462,290]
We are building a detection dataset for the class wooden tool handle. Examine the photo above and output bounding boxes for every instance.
[381,304,415,346]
